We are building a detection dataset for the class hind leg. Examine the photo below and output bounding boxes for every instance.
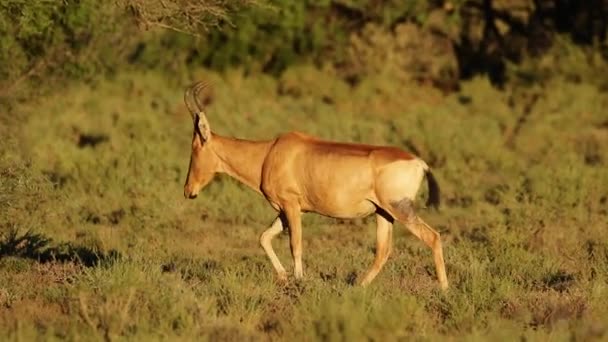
[407,216,448,290]
[383,198,448,290]
[358,212,394,286]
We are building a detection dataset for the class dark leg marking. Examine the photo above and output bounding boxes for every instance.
[390,198,416,223]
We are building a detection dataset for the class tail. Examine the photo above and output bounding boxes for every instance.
[425,168,441,209]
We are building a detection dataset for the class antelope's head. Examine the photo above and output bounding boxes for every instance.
[183,82,219,199]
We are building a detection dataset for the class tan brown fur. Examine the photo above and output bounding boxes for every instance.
[182,82,448,290]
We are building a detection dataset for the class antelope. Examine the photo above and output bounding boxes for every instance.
[182,82,448,290]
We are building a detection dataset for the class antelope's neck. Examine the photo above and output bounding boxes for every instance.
[211,133,274,194]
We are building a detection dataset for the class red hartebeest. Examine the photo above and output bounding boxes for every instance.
[183,82,448,289]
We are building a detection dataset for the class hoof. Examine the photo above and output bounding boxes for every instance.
[358,279,371,288]
[294,269,304,280]
[276,272,288,284]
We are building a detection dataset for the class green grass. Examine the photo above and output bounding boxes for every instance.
[1,67,607,341]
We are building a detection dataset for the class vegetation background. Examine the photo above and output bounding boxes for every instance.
[1,0,607,340]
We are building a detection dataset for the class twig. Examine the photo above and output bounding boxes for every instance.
[0,59,47,98]
[504,92,540,148]
[79,293,100,337]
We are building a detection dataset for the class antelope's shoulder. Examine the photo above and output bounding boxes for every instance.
[274,131,315,142]
[268,131,317,150]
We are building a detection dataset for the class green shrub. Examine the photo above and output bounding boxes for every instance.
[0,1,129,92]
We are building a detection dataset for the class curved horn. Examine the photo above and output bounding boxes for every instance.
[184,81,210,118]
[184,83,198,118]
[192,81,209,113]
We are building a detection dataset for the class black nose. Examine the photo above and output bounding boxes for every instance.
[188,193,198,199]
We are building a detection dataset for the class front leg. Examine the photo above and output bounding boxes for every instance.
[260,215,288,282]
[283,204,304,279]
[359,212,393,286]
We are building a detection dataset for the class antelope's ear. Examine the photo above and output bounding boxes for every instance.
[195,112,211,142]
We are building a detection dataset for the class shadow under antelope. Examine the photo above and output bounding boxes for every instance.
[182,82,448,290]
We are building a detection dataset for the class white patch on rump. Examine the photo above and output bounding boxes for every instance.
[374,158,427,202]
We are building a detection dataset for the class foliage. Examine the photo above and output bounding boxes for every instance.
[0,0,129,95]
[0,0,261,98]
[452,0,608,84]
[2,0,607,99]
[506,34,608,90]
[152,0,438,74]
[122,0,260,33]
[344,22,459,90]
[177,0,608,84]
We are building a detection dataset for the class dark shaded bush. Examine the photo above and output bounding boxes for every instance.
[129,0,438,75]
[1,0,607,98]
[452,0,608,85]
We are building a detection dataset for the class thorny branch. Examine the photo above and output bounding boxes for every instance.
[120,0,265,35]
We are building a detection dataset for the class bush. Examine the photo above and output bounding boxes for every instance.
[3,0,606,98]
[0,1,131,94]
[344,22,459,90]
[135,0,439,75]
[0,0,259,99]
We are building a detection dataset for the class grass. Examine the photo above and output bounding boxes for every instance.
[1,65,607,341]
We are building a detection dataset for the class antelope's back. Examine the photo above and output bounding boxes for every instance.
[262,132,416,214]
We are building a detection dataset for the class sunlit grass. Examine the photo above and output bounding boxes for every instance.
[1,66,607,340]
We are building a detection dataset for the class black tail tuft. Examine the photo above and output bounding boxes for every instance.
[425,169,441,210]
